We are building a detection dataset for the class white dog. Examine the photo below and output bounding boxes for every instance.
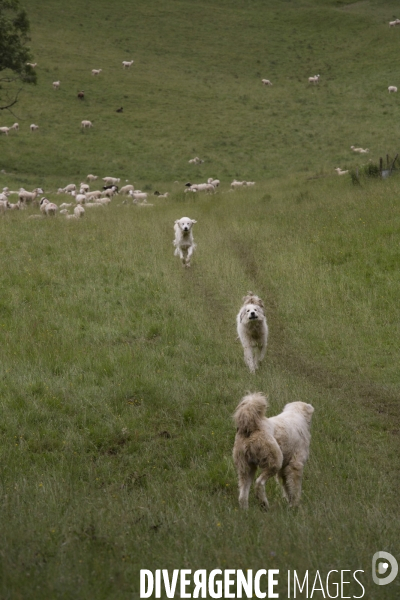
[233,392,314,510]
[173,217,197,267]
[236,292,268,373]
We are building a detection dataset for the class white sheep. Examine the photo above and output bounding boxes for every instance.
[261,79,272,86]
[389,20,400,27]
[74,205,85,218]
[207,178,220,187]
[119,184,135,194]
[0,127,10,135]
[75,194,87,205]
[40,198,59,216]
[26,62,38,68]
[334,168,348,176]
[102,176,120,185]
[10,123,19,131]
[129,190,147,202]
[53,81,60,89]
[308,74,320,84]
[59,203,72,209]
[388,86,398,93]
[79,183,90,192]
[122,60,134,68]
[91,69,102,76]
[154,191,169,198]
[101,187,117,198]
[81,120,93,129]
[350,146,369,154]
[59,209,69,215]
[86,174,98,182]
[231,180,247,189]
[19,188,42,204]
[188,157,204,165]
[85,190,102,200]
[30,124,39,132]
[58,184,76,194]
[0,200,10,213]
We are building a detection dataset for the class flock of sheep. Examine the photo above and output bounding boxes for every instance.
[0,59,135,136]
[0,171,259,218]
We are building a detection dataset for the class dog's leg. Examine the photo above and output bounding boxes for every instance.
[243,346,256,373]
[238,463,257,509]
[254,470,273,510]
[281,464,304,507]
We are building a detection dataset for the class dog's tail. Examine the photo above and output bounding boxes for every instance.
[233,392,268,435]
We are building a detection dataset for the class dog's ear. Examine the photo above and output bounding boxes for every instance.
[239,307,246,322]
[191,219,197,224]
[174,220,179,225]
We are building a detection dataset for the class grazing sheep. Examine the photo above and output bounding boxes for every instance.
[231,180,247,189]
[79,183,90,193]
[0,127,10,135]
[86,174,98,182]
[334,168,349,176]
[102,177,120,185]
[40,198,59,216]
[75,194,87,205]
[10,123,19,131]
[19,188,42,204]
[207,178,220,187]
[389,20,400,27]
[154,191,169,198]
[0,200,10,213]
[129,190,147,202]
[74,205,85,218]
[81,120,93,129]
[85,190,102,200]
[91,69,102,76]
[350,146,369,154]
[77,91,85,100]
[59,209,69,215]
[188,156,204,165]
[53,81,60,89]
[58,184,76,194]
[388,86,398,93]
[119,184,135,194]
[101,186,118,198]
[308,74,320,84]
[95,197,112,205]
[122,60,134,68]
[26,62,38,68]
[59,203,72,209]
[0,192,9,201]
[261,79,272,86]
[30,124,39,132]
[116,107,123,113]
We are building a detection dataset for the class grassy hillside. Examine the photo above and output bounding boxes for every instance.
[0,0,399,599]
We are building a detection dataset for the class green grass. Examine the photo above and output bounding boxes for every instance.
[0,0,399,598]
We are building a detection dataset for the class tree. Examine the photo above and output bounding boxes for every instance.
[0,0,36,111]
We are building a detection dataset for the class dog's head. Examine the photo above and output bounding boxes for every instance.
[239,303,265,325]
[175,217,197,232]
[241,291,265,309]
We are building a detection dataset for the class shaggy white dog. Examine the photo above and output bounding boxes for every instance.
[173,217,197,267]
[233,392,314,510]
[236,292,268,373]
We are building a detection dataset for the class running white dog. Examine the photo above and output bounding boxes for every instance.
[236,292,268,373]
[173,217,197,267]
[233,392,314,510]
